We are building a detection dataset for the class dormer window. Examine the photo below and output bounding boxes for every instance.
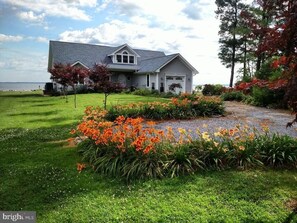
[116,54,122,63]
[115,50,135,64]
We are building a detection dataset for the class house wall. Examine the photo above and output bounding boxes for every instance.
[131,74,147,89]
[158,58,193,93]
[111,72,133,88]
[131,73,157,90]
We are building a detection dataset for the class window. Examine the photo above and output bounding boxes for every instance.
[146,74,150,87]
[129,56,134,63]
[176,77,183,80]
[123,55,128,63]
[114,50,135,64]
[116,55,122,63]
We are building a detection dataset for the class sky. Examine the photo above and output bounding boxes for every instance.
[0,0,237,85]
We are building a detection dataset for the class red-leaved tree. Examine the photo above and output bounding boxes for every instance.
[255,0,297,127]
[88,64,124,109]
[49,63,89,108]
[49,63,72,103]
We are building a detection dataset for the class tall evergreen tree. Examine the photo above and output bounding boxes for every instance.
[215,0,245,87]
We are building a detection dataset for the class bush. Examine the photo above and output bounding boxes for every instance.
[251,86,285,108]
[132,88,158,96]
[73,115,297,181]
[221,91,246,101]
[202,84,225,96]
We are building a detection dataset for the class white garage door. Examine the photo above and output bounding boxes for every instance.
[165,76,185,94]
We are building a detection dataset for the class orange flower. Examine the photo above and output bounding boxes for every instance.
[238,146,245,151]
[229,129,235,136]
[171,98,179,105]
[143,145,154,154]
[70,129,76,134]
[76,163,86,173]
[114,115,126,125]
[147,121,156,126]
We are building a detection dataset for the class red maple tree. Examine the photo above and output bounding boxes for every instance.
[88,64,124,109]
[49,63,89,108]
[248,0,297,127]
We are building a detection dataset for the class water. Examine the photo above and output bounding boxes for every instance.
[0,82,46,91]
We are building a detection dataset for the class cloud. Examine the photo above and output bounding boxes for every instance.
[59,20,188,53]
[0,47,49,82]
[2,0,96,21]
[96,0,112,12]
[182,4,202,20]
[0,34,23,42]
[36,37,48,43]
[17,11,47,27]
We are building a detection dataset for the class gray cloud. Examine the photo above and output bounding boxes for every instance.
[114,1,141,16]
[182,4,202,20]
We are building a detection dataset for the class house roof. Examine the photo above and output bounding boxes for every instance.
[137,53,198,74]
[137,54,177,73]
[48,41,198,74]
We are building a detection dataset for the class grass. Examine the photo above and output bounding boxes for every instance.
[1,91,297,222]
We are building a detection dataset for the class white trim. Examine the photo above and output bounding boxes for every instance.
[114,50,136,65]
[164,74,186,93]
[108,43,140,57]
[71,61,89,69]
[156,72,159,92]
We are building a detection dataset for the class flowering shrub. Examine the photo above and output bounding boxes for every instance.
[106,96,224,121]
[235,78,288,92]
[73,109,297,180]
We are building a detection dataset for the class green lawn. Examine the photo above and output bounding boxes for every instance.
[0,91,297,222]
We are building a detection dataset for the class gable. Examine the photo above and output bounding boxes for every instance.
[108,44,140,64]
[160,57,193,74]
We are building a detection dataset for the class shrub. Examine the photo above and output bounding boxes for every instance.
[202,84,225,96]
[251,86,286,108]
[221,91,246,102]
[132,88,154,96]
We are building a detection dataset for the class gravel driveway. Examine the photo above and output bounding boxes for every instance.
[155,101,297,138]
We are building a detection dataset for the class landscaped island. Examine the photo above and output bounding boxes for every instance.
[1,91,297,222]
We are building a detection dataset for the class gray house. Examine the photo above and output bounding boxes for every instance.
[48,41,198,94]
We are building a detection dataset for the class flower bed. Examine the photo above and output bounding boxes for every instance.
[73,112,297,181]
[106,95,224,121]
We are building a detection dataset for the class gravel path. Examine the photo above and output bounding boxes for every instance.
[155,101,297,138]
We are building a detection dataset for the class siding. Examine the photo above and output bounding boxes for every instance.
[159,58,193,93]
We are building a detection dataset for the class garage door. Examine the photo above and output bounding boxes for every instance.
[165,76,185,94]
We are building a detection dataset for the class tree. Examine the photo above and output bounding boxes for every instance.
[88,64,124,109]
[256,0,297,126]
[215,0,246,87]
[49,63,72,103]
[68,66,89,108]
[49,63,89,108]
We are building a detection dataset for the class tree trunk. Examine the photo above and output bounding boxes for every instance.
[230,0,238,88]
[74,85,77,108]
[243,40,247,77]
[63,86,68,103]
[103,93,108,110]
